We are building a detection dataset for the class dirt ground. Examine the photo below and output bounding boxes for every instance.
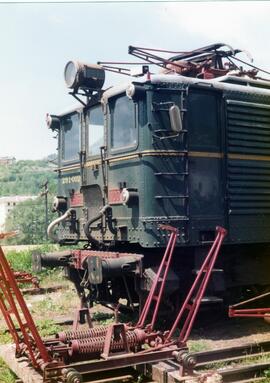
[188,315,270,351]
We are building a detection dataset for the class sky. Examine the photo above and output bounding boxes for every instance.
[0,0,270,160]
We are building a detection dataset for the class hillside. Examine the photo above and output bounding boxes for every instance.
[0,159,57,196]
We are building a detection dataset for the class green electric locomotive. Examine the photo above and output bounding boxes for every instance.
[44,43,270,311]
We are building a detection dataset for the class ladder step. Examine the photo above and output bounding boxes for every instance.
[4,307,16,315]
[154,172,188,176]
[141,216,189,223]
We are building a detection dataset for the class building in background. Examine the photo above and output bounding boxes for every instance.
[0,196,37,231]
[0,156,16,166]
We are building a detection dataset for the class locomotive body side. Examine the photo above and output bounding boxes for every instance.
[55,75,270,248]
[47,74,270,307]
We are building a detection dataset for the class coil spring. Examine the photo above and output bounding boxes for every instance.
[71,329,145,355]
[58,325,107,343]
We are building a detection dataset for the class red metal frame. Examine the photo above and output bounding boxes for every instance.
[136,224,178,330]
[165,226,227,346]
[0,246,51,367]
[229,291,270,318]
[13,270,40,289]
[0,226,227,380]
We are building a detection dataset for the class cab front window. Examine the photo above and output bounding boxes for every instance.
[88,105,104,156]
[110,95,137,151]
[62,113,80,161]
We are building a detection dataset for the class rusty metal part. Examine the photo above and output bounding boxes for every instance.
[0,246,51,368]
[0,231,18,239]
[172,349,197,377]
[57,325,108,343]
[70,327,147,357]
[13,270,40,289]
[165,226,227,346]
[71,249,143,270]
[44,346,179,378]
[229,291,270,319]
[136,224,178,330]
[62,367,82,383]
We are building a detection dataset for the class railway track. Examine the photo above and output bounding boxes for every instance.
[149,340,270,383]
[194,340,270,382]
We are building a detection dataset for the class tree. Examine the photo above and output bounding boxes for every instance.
[5,196,56,245]
[0,159,57,197]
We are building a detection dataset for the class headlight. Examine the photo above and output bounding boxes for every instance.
[46,113,60,131]
[64,61,79,89]
[64,61,105,91]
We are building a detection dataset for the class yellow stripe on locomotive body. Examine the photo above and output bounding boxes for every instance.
[58,150,270,173]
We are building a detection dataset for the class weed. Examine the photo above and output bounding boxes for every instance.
[5,244,58,273]
[6,249,32,272]
[188,340,211,352]
[36,319,62,337]
[0,330,12,345]
[203,353,270,371]
[0,359,16,383]
[39,268,67,286]
[32,296,64,315]
[264,368,270,377]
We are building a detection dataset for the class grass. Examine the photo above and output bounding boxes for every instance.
[35,319,62,337]
[5,248,33,272]
[201,352,270,372]
[5,244,58,270]
[0,244,72,382]
[0,319,61,345]
[32,296,64,316]
[0,359,16,383]
[188,339,211,352]
[0,331,12,345]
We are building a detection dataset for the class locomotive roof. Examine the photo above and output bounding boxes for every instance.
[102,73,270,103]
[55,72,270,117]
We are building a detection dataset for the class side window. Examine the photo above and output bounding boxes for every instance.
[188,91,220,150]
[62,113,80,161]
[110,96,137,150]
[88,106,104,156]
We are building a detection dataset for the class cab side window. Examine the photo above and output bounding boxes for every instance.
[110,96,137,150]
[62,113,80,161]
[88,106,104,156]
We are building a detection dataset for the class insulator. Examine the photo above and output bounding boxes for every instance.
[70,329,146,356]
[57,325,107,343]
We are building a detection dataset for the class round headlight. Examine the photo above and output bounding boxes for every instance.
[64,60,105,91]
[46,113,60,131]
[64,61,79,89]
